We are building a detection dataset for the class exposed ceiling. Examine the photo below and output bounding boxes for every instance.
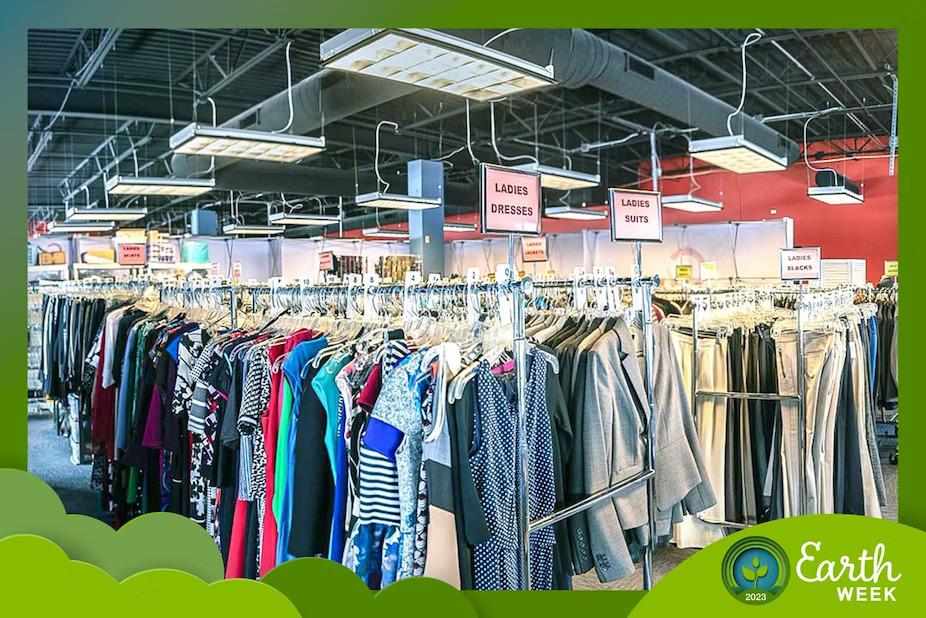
[27,28,898,235]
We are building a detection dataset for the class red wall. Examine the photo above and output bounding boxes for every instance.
[651,142,898,283]
[332,140,898,283]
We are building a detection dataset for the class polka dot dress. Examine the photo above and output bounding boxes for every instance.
[470,352,555,590]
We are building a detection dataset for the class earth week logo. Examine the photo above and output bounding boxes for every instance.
[721,537,790,605]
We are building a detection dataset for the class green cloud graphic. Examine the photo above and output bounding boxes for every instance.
[262,558,477,616]
[0,469,223,581]
[0,535,299,616]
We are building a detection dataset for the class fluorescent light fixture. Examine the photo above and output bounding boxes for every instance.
[106,175,215,196]
[513,163,600,190]
[661,194,724,213]
[362,227,409,239]
[689,135,788,174]
[321,28,554,102]
[67,206,148,222]
[443,221,477,232]
[544,205,607,220]
[47,221,115,234]
[170,124,326,163]
[222,223,285,235]
[807,185,864,205]
[268,212,342,226]
[355,191,441,210]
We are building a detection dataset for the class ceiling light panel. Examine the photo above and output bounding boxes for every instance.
[689,135,788,174]
[443,222,477,232]
[106,176,215,196]
[362,227,409,238]
[321,29,554,101]
[66,206,148,222]
[355,191,441,211]
[544,205,608,220]
[807,186,864,205]
[48,221,115,234]
[170,124,326,163]
[268,212,342,226]
[514,163,600,190]
[222,223,286,235]
[661,195,724,213]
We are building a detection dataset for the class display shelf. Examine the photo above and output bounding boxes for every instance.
[28,264,69,274]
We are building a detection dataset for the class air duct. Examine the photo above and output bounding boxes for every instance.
[480,29,799,164]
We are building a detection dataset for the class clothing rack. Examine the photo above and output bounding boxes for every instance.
[688,285,860,527]
[528,272,661,590]
[217,275,542,590]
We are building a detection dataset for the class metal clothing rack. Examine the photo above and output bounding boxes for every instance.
[688,285,860,527]
[527,272,661,590]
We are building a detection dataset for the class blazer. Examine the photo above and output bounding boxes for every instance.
[581,324,648,582]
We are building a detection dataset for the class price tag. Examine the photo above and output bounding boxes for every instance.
[466,267,481,284]
[480,163,542,236]
[780,247,821,281]
[675,264,692,280]
[427,273,442,284]
[608,188,663,242]
[700,261,717,281]
[884,260,898,277]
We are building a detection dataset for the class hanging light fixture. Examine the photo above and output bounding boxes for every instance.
[222,223,286,235]
[690,32,788,175]
[661,195,724,213]
[443,221,477,232]
[543,204,607,220]
[268,212,342,226]
[170,125,326,163]
[66,205,148,221]
[48,221,115,234]
[106,175,215,196]
[688,135,788,174]
[802,109,864,205]
[321,28,554,102]
[513,162,600,190]
[362,227,409,239]
[356,120,441,210]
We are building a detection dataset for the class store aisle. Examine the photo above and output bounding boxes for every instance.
[27,416,107,521]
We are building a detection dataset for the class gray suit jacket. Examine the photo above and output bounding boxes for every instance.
[582,324,648,582]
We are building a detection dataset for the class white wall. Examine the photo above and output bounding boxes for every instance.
[445,219,794,281]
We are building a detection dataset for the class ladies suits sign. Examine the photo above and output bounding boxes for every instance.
[609,188,663,242]
[480,163,542,236]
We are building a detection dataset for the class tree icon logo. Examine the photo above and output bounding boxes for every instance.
[721,537,790,604]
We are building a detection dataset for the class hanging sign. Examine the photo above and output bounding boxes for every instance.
[480,163,542,236]
[117,243,146,265]
[232,260,243,281]
[209,262,220,277]
[521,236,549,263]
[608,188,663,242]
[675,264,692,280]
[700,261,717,281]
[884,260,898,277]
[780,247,821,281]
[115,229,146,242]
[319,251,335,272]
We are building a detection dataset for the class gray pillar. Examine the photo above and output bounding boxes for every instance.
[407,159,445,277]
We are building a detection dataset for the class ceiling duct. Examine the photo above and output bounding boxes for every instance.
[478,29,799,164]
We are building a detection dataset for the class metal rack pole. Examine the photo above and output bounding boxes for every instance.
[796,283,806,516]
[641,276,658,590]
[229,285,238,329]
[511,235,532,591]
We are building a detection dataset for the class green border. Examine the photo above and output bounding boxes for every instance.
[2,6,918,614]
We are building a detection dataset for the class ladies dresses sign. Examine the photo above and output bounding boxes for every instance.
[480,163,542,236]
[608,188,663,242]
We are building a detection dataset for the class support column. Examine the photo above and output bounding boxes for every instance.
[407,159,445,277]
